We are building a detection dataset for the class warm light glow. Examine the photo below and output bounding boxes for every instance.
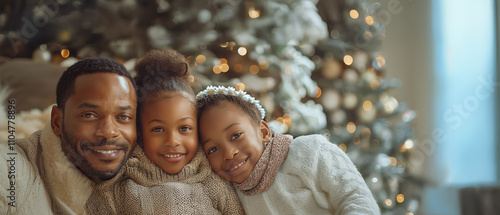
[396,194,405,203]
[248,8,260,18]
[361,128,371,137]
[339,143,347,152]
[343,55,353,65]
[400,139,415,152]
[188,75,195,83]
[229,41,236,50]
[213,65,221,74]
[365,16,374,25]
[283,118,292,127]
[61,49,70,58]
[364,31,373,40]
[370,80,380,89]
[353,135,360,145]
[220,63,229,72]
[349,10,359,19]
[283,114,292,119]
[347,122,356,133]
[249,65,259,74]
[259,60,269,70]
[236,82,246,91]
[376,55,386,68]
[220,58,228,64]
[371,177,378,183]
[220,42,229,48]
[314,87,322,98]
[238,47,247,56]
[406,212,414,215]
[234,64,243,73]
[363,100,373,111]
[276,117,284,123]
[196,55,206,64]
[385,199,392,206]
[186,56,193,62]
[390,157,397,166]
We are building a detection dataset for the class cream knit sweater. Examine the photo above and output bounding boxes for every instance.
[237,134,380,215]
[86,147,245,214]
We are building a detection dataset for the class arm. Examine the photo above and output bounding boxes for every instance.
[297,135,380,215]
[205,173,246,215]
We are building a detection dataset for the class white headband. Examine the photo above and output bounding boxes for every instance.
[196,86,266,119]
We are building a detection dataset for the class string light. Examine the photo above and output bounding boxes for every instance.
[238,47,247,56]
[365,16,374,25]
[400,139,414,152]
[353,135,360,145]
[314,87,322,98]
[220,42,229,48]
[249,65,259,74]
[236,82,245,91]
[61,49,70,58]
[283,113,292,120]
[248,7,260,18]
[196,55,206,64]
[363,100,373,111]
[220,63,229,72]
[349,10,359,19]
[376,55,386,68]
[213,65,221,74]
[259,60,269,70]
[390,157,397,166]
[219,58,228,64]
[397,194,405,203]
[347,122,356,133]
[370,79,380,89]
[343,55,353,65]
[385,199,393,207]
[339,143,347,152]
[361,128,371,138]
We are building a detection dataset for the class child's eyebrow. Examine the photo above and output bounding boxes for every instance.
[148,119,165,124]
[224,123,239,131]
[201,123,240,145]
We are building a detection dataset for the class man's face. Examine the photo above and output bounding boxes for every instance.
[52,73,137,181]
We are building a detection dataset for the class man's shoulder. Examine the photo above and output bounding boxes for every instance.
[1,130,43,163]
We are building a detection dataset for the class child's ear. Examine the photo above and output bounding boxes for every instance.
[259,120,272,142]
[51,105,63,136]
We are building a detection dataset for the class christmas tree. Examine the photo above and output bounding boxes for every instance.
[0,0,421,213]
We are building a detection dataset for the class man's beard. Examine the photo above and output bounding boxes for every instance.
[61,122,133,181]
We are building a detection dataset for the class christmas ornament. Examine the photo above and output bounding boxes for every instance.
[321,89,341,111]
[321,57,342,79]
[32,44,51,63]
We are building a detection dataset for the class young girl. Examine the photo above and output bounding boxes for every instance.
[86,50,244,214]
[196,86,380,215]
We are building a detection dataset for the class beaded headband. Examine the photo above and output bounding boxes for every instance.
[196,85,266,119]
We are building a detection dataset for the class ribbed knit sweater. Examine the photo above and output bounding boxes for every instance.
[236,134,380,215]
[86,147,245,214]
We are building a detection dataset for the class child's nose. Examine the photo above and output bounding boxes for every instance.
[164,133,181,147]
[223,147,239,160]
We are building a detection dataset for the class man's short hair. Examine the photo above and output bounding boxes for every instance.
[56,56,137,109]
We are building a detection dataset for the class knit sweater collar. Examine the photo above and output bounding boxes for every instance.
[125,146,212,186]
[234,133,293,196]
[39,123,95,214]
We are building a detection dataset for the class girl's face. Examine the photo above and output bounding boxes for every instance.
[199,101,271,183]
[140,94,198,174]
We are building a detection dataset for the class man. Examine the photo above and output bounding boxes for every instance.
[0,57,138,214]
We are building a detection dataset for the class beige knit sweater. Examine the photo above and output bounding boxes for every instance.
[86,147,245,215]
[0,124,94,215]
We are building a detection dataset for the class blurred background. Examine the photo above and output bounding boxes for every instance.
[0,0,498,214]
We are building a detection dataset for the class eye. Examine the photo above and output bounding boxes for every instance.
[180,126,191,132]
[231,133,242,140]
[207,146,219,154]
[118,115,132,121]
[81,113,96,118]
[151,127,164,132]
